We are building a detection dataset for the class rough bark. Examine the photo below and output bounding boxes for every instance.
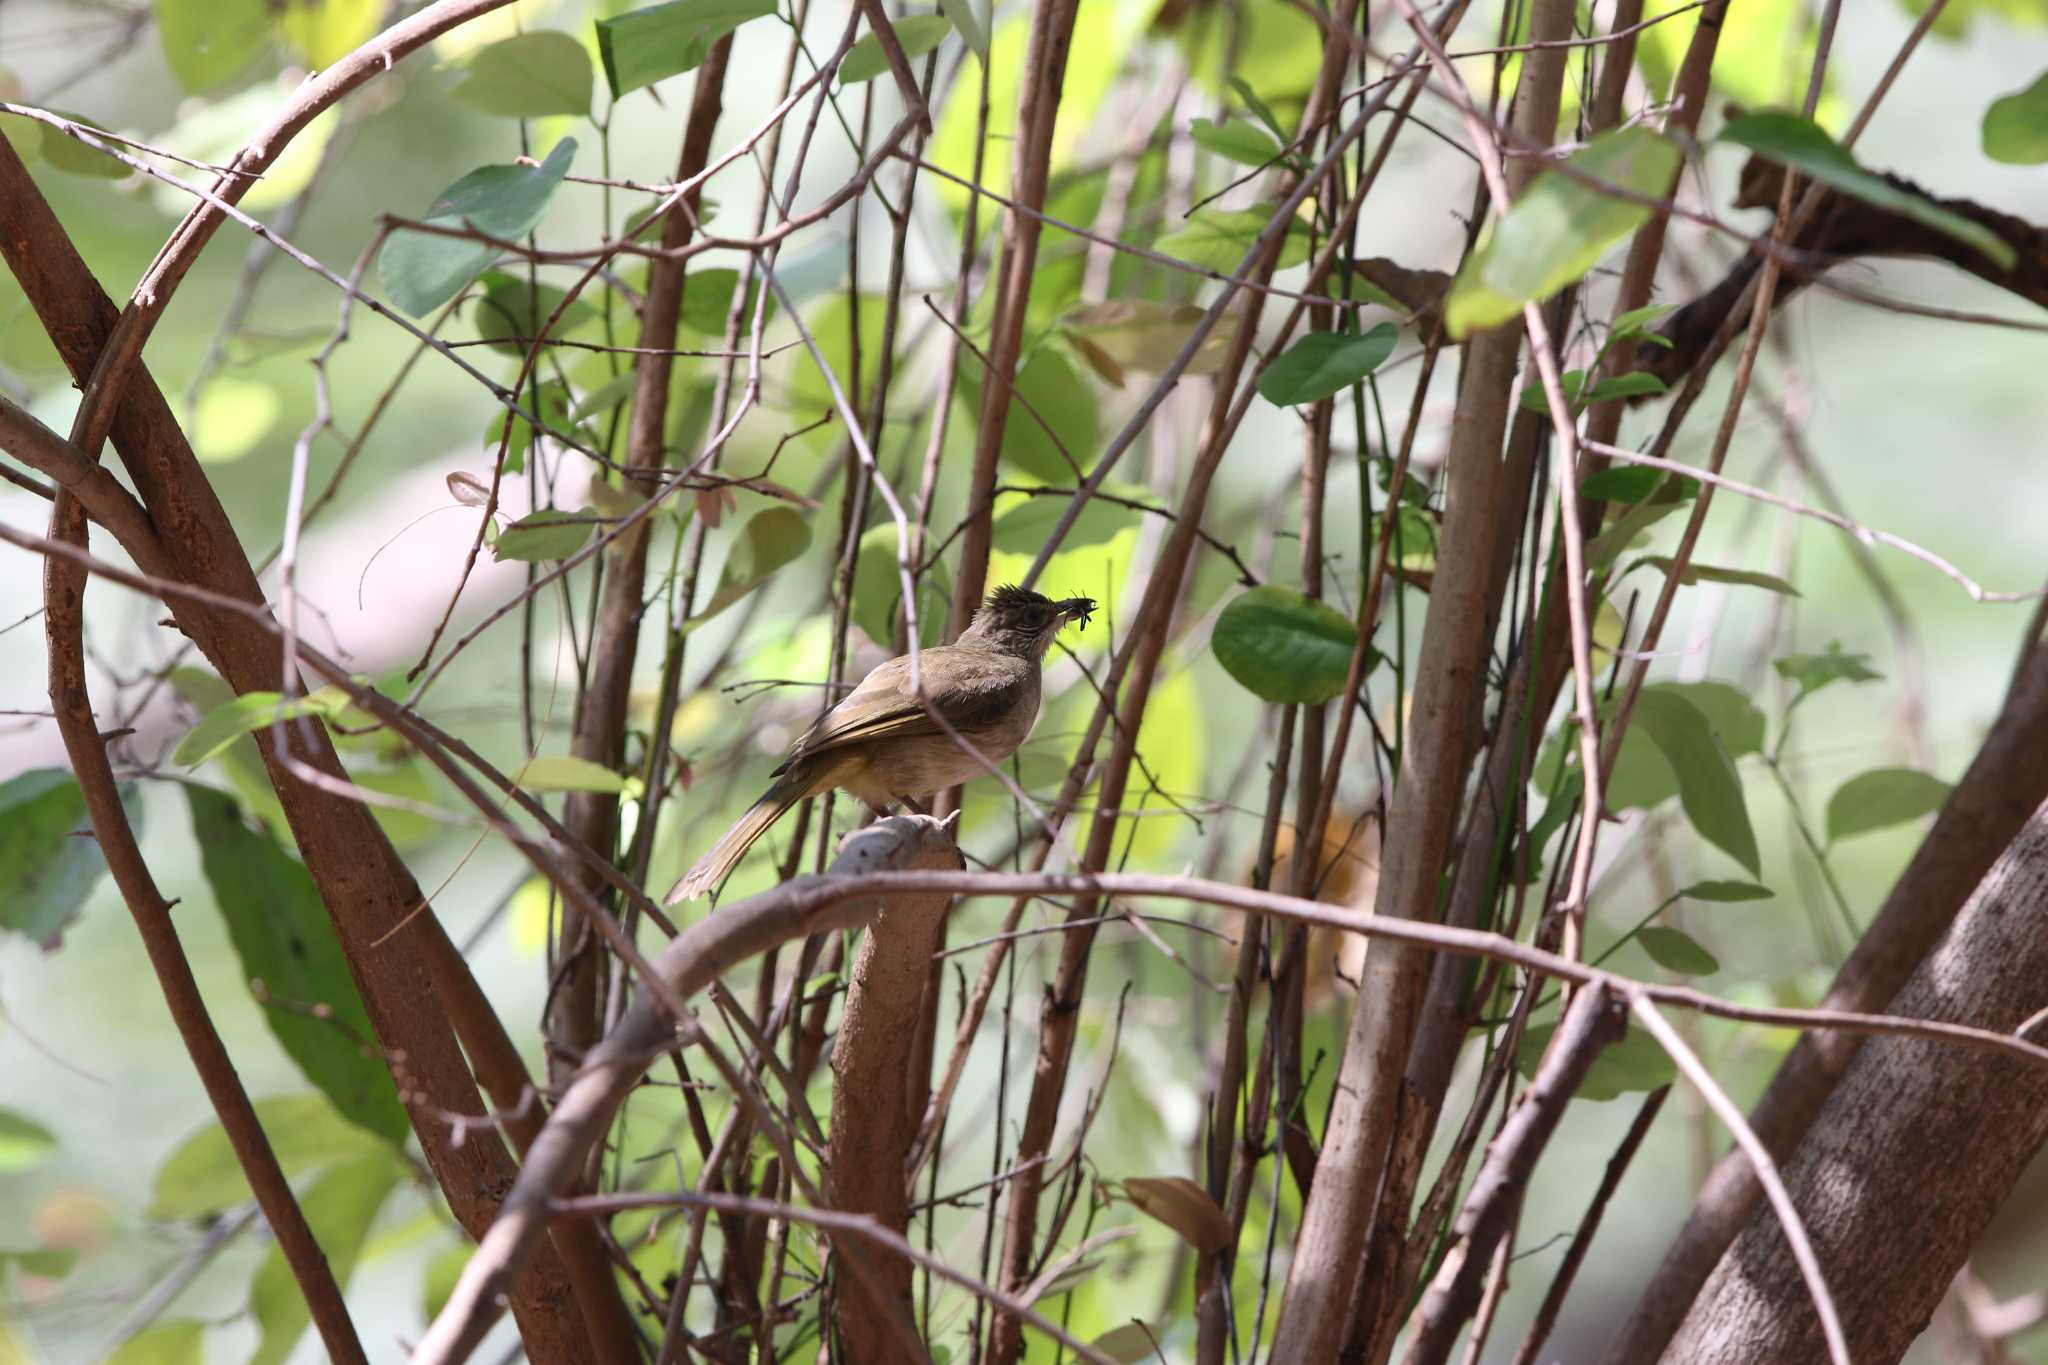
[1662,795,2048,1364]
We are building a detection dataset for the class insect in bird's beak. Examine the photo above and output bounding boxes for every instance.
[1057,596,1097,630]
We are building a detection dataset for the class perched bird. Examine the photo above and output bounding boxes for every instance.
[666,584,1096,902]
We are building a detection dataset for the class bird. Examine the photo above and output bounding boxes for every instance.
[665,584,1096,902]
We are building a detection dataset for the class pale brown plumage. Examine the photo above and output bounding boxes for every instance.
[665,586,1094,902]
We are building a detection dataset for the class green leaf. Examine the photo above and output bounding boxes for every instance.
[1586,475,1697,569]
[173,687,350,768]
[187,788,410,1144]
[1189,116,1283,167]
[1446,127,1682,337]
[852,525,949,648]
[839,13,953,84]
[0,1109,56,1172]
[1582,372,1669,405]
[473,272,598,355]
[149,1095,387,1220]
[1578,465,1667,503]
[1059,300,1240,382]
[0,1247,77,1281]
[449,31,594,117]
[679,266,771,335]
[1516,1019,1674,1101]
[1984,70,2048,163]
[1229,76,1289,144]
[938,0,988,58]
[686,507,812,628]
[105,1320,205,1365]
[1626,556,1801,597]
[421,1242,472,1323]
[37,111,130,178]
[596,0,776,98]
[1155,207,1310,272]
[157,0,271,92]
[517,755,631,794]
[277,0,381,68]
[1089,1322,1161,1363]
[1632,687,1761,875]
[1720,110,2016,270]
[1257,324,1398,406]
[963,349,1098,481]
[0,769,130,948]
[492,507,595,562]
[992,486,1143,556]
[488,379,574,474]
[1679,879,1774,903]
[1211,586,1366,706]
[378,137,577,317]
[1609,302,1676,338]
[247,1155,401,1365]
[1638,926,1720,975]
[1774,642,1882,709]
[1826,767,1952,843]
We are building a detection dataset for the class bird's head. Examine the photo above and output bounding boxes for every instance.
[967,584,1096,658]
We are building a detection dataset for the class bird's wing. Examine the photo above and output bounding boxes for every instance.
[775,648,1019,770]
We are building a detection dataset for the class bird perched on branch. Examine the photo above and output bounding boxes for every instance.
[665,584,1096,902]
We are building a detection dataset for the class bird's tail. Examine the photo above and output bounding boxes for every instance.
[666,773,806,903]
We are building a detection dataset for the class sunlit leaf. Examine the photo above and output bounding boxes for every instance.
[149,1095,387,1221]
[1122,1175,1231,1254]
[1189,116,1283,167]
[596,0,776,98]
[105,1320,205,1365]
[992,486,1142,556]
[1211,586,1365,705]
[1257,324,1397,406]
[1446,127,1682,337]
[1720,110,2016,269]
[1155,207,1310,272]
[1826,767,1952,843]
[277,0,382,67]
[247,1155,401,1365]
[493,507,595,562]
[448,31,593,118]
[1983,70,2048,163]
[0,1109,56,1172]
[157,0,270,92]
[0,770,127,948]
[1638,926,1720,975]
[840,13,953,84]
[685,507,812,628]
[173,687,351,768]
[378,137,578,316]
[517,755,632,795]
[187,787,410,1143]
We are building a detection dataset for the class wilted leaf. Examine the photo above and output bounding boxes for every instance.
[1211,586,1365,705]
[1721,110,2015,269]
[378,138,577,316]
[1446,127,1682,336]
[1637,926,1721,975]
[449,30,593,117]
[187,788,410,1143]
[1826,767,1951,843]
[839,14,952,84]
[1122,1175,1231,1254]
[1257,324,1398,406]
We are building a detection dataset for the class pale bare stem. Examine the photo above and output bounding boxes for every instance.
[1626,995,1851,1365]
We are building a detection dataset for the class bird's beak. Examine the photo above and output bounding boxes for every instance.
[1056,596,1097,630]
